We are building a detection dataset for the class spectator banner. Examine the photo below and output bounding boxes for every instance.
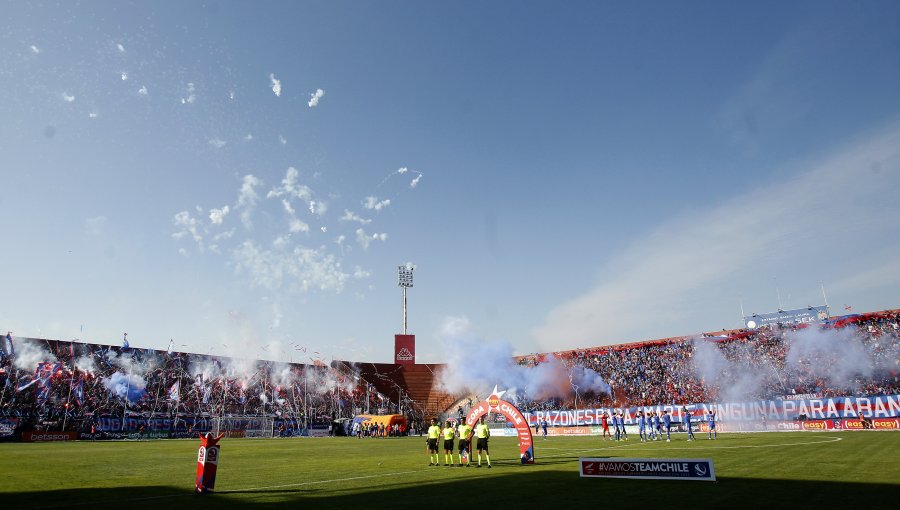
[743,306,828,329]
[0,418,18,438]
[527,394,900,426]
[394,334,415,364]
[580,458,716,481]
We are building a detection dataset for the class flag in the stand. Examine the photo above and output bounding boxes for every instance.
[34,362,56,401]
[122,333,129,350]
[16,378,38,392]
[72,378,84,406]
[1,332,13,359]
[168,381,180,401]
[167,339,174,356]
[844,304,853,312]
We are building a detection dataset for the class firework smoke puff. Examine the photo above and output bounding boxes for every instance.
[102,372,147,402]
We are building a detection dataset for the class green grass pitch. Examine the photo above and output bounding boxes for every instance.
[2,432,898,509]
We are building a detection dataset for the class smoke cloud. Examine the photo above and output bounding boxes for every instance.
[102,372,147,402]
[12,340,57,372]
[436,317,610,404]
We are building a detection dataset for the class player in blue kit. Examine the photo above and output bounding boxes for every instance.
[648,411,658,441]
[683,406,695,441]
[663,410,672,442]
[619,411,628,441]
[707,409,717,440]
[637,411,646,442]
[613,411,621,441]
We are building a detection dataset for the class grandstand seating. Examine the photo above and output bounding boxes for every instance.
[350,362,456,418]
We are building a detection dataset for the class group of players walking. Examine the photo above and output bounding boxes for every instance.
[426,416,492,468]
[600,408,717,442]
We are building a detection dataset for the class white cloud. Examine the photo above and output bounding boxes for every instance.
[209,206,230,225]
[289,218,309,233]
[88,112,98,118]
[335,235,346,245]
[398,167,408,174]
[320,226,327,233]
[30,45,41,54]
[340,210,371,225]
[181,83,196,104]
[237,174,262,229]
[172,210,203,247]
[244,133,253,141]
[355,228,387,250]
[138,85,148,96]
[62,93,75,103]
[121,72,128,81]
[281,199,295,215]
[117,43,125,53]
[270,73,282,97]
[363,196,391,211]
[213,229,235,242]
[278,134,287,145]
[410,174,422,188]
[267,167,313,203]
[353,266,371,279]
[231,240,350,293]
[85,216,107,236]
[309,200,327,215]
[208,138,226,149]
[308,88,324,107]
[534,124,900,351]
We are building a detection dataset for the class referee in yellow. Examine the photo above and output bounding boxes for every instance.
[456,420,473,467]
[441,420,455,466]
[426,417,441,466]
[474,415,492,468]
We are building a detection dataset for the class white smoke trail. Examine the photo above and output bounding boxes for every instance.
[436,317,610,403]
[784,326,876,391]
[12,339,57,372]
[102,371,147,402]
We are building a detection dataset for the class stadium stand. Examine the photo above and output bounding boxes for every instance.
[1,309,898,440]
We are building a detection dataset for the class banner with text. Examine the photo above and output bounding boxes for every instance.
[526,394,900,426]
[580,458,716,481]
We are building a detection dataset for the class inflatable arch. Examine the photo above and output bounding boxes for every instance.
[465,387,535,464]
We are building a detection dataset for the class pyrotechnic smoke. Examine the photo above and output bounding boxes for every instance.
[690,338,777,402]
[12,340,57,372]
[74,355,98,374]
[436,317,610,403]
[784,326,876,391]
[102,372,147,402]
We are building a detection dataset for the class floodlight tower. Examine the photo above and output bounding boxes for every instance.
[398,265,414,334]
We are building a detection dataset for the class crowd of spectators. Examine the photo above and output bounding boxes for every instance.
[0,337,384,433]
[517,312,900,410]
[2,311,898,432]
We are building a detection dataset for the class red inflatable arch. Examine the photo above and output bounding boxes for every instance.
[465,387,535,464]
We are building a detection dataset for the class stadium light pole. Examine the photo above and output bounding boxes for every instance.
[398,265,414,334]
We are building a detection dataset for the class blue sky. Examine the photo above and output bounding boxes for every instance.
[2,1,899,363]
